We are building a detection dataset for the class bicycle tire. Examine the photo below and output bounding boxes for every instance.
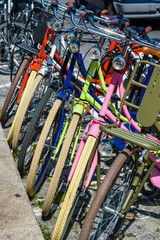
[18,86,58,177]
[42,113,81,217]
[52,135,97,240]
[0,21,33,74]
[11,73,44,151]
[0,55,31,123]
[26,98,62,197]
[7,70,38,144]
[79,147,136,240]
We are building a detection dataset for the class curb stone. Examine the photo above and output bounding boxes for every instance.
[0,124,44,240]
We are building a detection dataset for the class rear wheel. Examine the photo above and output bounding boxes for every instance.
[79,147,137,240]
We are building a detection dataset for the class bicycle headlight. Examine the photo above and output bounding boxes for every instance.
[69,41,79,53]
[98,140,113,157]
[90,46,101,59]
[112,55,126,70]
[67,31,76,42]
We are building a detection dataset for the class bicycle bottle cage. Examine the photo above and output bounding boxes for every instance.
[100,60,160,150]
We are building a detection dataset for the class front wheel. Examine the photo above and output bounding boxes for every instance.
[42,113,81,217]
[26,99,63,197]
[79,147,137,240]
[52,135,98,240]
[12,73,50,151]
[0,55,31,123]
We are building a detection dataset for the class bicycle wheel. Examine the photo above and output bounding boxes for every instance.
[18,85,58,177]
[0,21,33,74]
[42,113,81,217]
[26,98,63,197]
[7,70,38,144]
[79,147,137,240]
[0,55,31,123]
[11,73,48,151]
[52,135,98,240]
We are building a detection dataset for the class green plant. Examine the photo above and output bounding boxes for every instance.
[125,233,136,237]
[12,151,19,160]
[156,228,160,232]
[46,177,51,182]
[117,234,123,239]
[51,214,57,220]
[39,223,51,240]
[31,194,44,208]
[72,222,80,234]
[53,191,66,204]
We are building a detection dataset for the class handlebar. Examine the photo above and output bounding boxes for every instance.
[35,0,160,51]
[65,1,160,51]
[56,0,130,26]
[35,0,129,27]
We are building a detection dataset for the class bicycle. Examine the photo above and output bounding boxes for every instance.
[51,2,160,239]
[6,23,64,146]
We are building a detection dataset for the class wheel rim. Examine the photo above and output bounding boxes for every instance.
[89,157,136,240]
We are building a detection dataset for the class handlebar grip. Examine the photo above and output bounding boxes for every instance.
[145,26,152,34]
[101,10,108,15]
[67,1,73,7]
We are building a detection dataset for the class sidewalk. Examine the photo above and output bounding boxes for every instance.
[0,124,44,240]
